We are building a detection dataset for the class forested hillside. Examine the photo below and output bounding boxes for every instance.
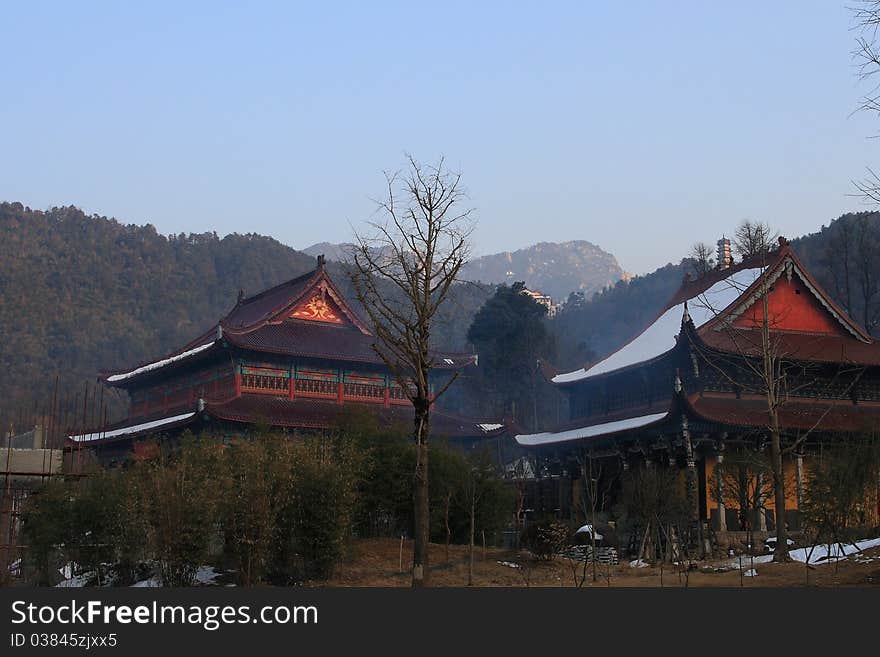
[0,203,489,422]
[0,203,318,419]
[3,201,878,425]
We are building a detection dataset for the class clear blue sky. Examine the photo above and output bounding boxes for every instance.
[1,1,877,274]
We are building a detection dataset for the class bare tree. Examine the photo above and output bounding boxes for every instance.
[350,155,473,587]
[690,226,790,561]
[803,435,880,565]
[827,214,880,334]
[575,449,617,583]
[689,242,715,277]
[853,215,880,333]
[824,217,855,317]
[732,220,777,260]
[710,448,778,545]
[852,2,880,201]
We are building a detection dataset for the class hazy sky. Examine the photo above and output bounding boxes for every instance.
[2,1,878,274]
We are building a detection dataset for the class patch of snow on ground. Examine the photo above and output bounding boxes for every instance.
[789,537,880,564]
[497,561,521,569]
[629,559,649,568]
[743,568,758,577]
[55,562,90,587]
[720,554,773,570]
[195,565,220,585]
[131,576,162,588]
[719,537,880,569]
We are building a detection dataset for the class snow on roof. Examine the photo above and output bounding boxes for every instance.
[553,267,763,384]
[514,411,668,446]
[478,423,503,433]
[106,342,215,382]
[69,412,196,442]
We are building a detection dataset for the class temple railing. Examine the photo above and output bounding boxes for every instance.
[294,377,337,399]
[241,372,288,393]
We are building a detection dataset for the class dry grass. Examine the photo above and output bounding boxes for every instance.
[324,537,880,587]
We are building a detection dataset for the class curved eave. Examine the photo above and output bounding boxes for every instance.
[514,410,670,448]
[102,340,222,388]
[687,319,880,368]
[681,392,880,434]
[67,411,199,446]
[551,348,678,387]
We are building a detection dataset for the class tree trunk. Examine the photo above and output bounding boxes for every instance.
[770,428,790,562]
[412,402,430,587]
[468,490,475,586]
[444,492,451,563]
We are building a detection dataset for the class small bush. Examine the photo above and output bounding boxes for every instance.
[520,519,569,560]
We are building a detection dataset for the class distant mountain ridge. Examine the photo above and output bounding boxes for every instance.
[302,241,356,263]
[306,239,628,302]
[463,240,626,302]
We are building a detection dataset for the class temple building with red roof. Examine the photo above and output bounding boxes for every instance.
[516,238,880,534]
[71,256,504,458]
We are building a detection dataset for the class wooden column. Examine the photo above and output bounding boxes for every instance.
[756,471,768,532]
[715,441,727,532]
[682,418,699,523]
[795,450,804,512]
[288,365,296,400]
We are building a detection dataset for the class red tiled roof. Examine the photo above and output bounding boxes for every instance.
[68,396,505,447]
[696,328,880,367]
[224,319,475,369]
[205,395,504,438]
[684,393,880,433]
[104,260,476,383]
[223,270,315,330]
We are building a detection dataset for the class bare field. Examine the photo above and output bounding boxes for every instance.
[325,537,880,587]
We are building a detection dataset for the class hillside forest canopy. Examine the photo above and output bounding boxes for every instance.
[2,201,880,430]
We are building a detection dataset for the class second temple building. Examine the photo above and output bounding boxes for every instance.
[516,238,880,534]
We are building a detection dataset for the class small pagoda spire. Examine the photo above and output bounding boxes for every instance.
[317,254,326,268]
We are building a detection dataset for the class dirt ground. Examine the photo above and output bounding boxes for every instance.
[325,537,880,587]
